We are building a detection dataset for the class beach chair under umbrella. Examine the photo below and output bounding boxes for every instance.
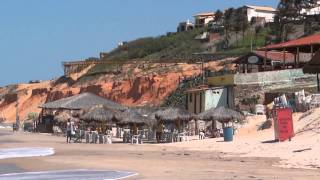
[155,107,194,142]
[197,106,244,123]
[197,106,244,140]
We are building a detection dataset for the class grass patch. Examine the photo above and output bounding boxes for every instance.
[217,28,270,56]
[105,29,204,62]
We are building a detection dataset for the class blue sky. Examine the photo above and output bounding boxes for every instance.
[0,0,279,86]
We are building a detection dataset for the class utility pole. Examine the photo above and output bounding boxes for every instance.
[16,95,20,130]
[193,53,206,86]
[250,26,253,52]
[202,55,205,85]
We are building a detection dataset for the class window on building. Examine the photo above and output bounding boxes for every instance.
[189,93,193,102]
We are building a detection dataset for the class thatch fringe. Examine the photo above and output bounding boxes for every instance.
[40,92,125,110]
[155,107,194,122]
[197,106,244,123]
[54,111,77,123]
[116,109,148,125]
[80,105,120,122]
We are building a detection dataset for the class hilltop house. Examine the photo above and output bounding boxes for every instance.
[177,20,194,32]
[245,5,276,23]
[194,12,215,28]
[301,1,320,15]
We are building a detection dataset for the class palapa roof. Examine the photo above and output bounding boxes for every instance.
[197,106,244,123]
[155,107,194,122]
[54,112,77,123]
[303,50,320,74]
[40,92,124,110]
[80,105,120,122]
[116,109,148,125]
[133,107,158,119]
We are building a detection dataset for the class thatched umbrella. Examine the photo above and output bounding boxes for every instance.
[133,107,160,126]
[40,92,125,111]
[197,106,244,123]
[155,107,194,133]
[155,107,193,122]
[80,105,120,122]
[116,109,147,125]
[54,111,77,123]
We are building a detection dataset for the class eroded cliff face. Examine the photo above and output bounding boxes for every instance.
[0,61,228,122]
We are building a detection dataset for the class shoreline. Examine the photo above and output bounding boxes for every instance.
[1,129,320,179]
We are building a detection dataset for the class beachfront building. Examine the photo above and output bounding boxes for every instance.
[244,5,276,23]
[233,51,311,73]
[185,85,234,114]
[177,20,194,32]
[206,34,320,112]
[194,12,215,28]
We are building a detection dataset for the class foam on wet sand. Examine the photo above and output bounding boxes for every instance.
[0,147,55,159]
[0,169,138,180]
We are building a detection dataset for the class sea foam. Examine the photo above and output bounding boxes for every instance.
[0,147,55,159]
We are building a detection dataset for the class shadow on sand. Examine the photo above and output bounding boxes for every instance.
[261,139,279,144]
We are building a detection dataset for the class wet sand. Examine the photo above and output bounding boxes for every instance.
[0,129,319,180]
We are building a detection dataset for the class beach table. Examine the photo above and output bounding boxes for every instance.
[91,131,98,143]
[178,132,189,142]
[163,132,174,143]
[98,134,104,144]
[131,135,142,144]
[85,131,92,143]
[105,135,112,144]
[73,130,85,143]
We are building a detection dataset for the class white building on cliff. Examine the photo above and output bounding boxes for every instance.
[245,5,276,23]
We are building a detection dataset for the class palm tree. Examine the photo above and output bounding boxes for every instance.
[275,0,318,41]
[223,8,235,48]
[233,7,249,47]
[214,9,223,24]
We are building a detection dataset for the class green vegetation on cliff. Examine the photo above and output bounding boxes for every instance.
[105,29,203,61]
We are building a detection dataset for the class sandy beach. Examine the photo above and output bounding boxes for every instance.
[1,122,320,180]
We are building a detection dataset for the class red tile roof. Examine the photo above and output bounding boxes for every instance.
[233,51,297,64]
[261,34,320,50]
[254,51,295,62]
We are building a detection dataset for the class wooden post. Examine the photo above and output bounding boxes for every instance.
[311,45,314,58]
[297,47,300,67]
[195,119,199,135]
[242,63,245,73]
[283,48,286,69]
[317,73,320,92]
[245,63,248,74]
[264,51,267,71]
[294,53,297,68]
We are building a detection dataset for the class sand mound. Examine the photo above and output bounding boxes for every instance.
[295,108,320,136]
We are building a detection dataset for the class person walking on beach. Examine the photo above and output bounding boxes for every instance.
[66,119,72,143]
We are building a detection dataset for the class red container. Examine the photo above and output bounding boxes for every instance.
[274,108,294,142]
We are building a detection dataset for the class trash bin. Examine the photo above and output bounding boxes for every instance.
[223,127,233,142]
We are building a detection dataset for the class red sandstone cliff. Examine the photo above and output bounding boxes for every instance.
[0,61,230,122]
